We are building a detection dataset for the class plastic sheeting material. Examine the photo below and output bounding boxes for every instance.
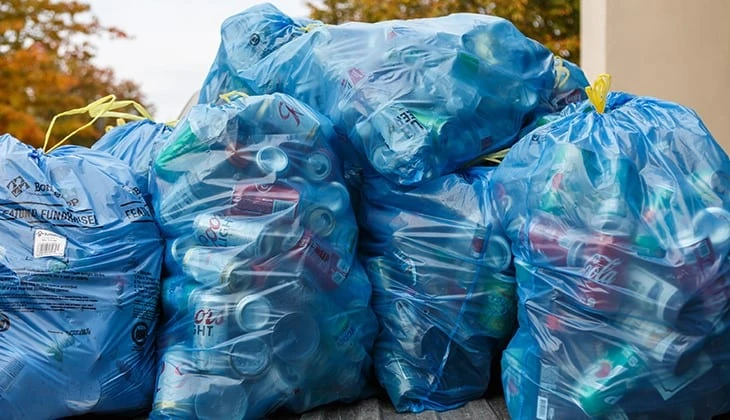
[0,135,163,419]
[198,3,588,186]
[149,93,377,420]
[493,92,730,419]
[360,167,516,412]
[92,120,173,207]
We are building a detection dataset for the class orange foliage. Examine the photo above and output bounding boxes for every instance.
[0,0,149,148]
[307,0,580,62]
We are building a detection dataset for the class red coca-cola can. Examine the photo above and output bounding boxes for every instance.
[670,237,716,292]
[575,233,624,313]
[528,213,584,267]
[289,230,352,291]
[528,213,623,312]
[229,182,299,218]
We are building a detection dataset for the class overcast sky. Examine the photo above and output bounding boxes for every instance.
[88,1,310,121]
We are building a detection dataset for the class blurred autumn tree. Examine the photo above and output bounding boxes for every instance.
[308,0,580,62]
[0,0,149,148]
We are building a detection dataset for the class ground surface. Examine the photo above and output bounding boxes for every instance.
[268,393,510,420]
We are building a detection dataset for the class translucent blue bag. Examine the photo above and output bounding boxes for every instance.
[492,90,730,419]
[360,166,516,412]
[198,3,588,186]
[92,120,173,207]
[0,135,163,419]
[149,92,377,420]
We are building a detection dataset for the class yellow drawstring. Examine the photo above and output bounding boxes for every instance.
[89,98,153,121]
[219,90,249,104]
[479,147,510,165]
[44,95,117,153]
[465,147,511,167]
[585,73,612,114]
[44,96,154,152]
[553,56,572,90]
[300,23,322,33]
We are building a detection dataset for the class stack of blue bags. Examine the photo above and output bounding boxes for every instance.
[4,2,730,419]
[0,135,163,419]
[494,92,730,419]
[147,93,377,419]
[196,2,589,414]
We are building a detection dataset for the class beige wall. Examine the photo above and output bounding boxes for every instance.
[581,0,730,151]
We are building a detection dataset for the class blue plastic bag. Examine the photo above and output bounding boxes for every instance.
[0,135,163,419]
[493,92,730,419]
[198,3,588,186]
[149,92,377,419]
[359,166,516,412]
[92,120,173,207]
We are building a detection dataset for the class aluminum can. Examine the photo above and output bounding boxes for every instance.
[190,291,233,372]
[230,182,299,218]
[479,276,517,339]
[255,145,289,177]
[304,149,334,182]
[193,213,264,248]
[528,213,585,267]
[575,345,644,417]
[151,350,195,416]
[292,230,351,291]
[623,263,686,324]
[229,336,271,378]
[617,312,702,374]
[182,247,241,286]
[234,294,274,332]
[271,312,320,363]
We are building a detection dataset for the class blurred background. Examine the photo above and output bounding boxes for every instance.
[0,0,727,150]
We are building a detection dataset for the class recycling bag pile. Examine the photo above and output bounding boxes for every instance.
[148,92,377,419]
[0,133,163,418]
[359,167,516,412]
[495,92,730,419]
[1,2,729,419]
[198,3,588,186]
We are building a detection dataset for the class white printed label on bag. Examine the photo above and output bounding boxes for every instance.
[33,229,67,258]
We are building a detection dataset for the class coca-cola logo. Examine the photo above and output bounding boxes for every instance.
[583,254,620,285]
